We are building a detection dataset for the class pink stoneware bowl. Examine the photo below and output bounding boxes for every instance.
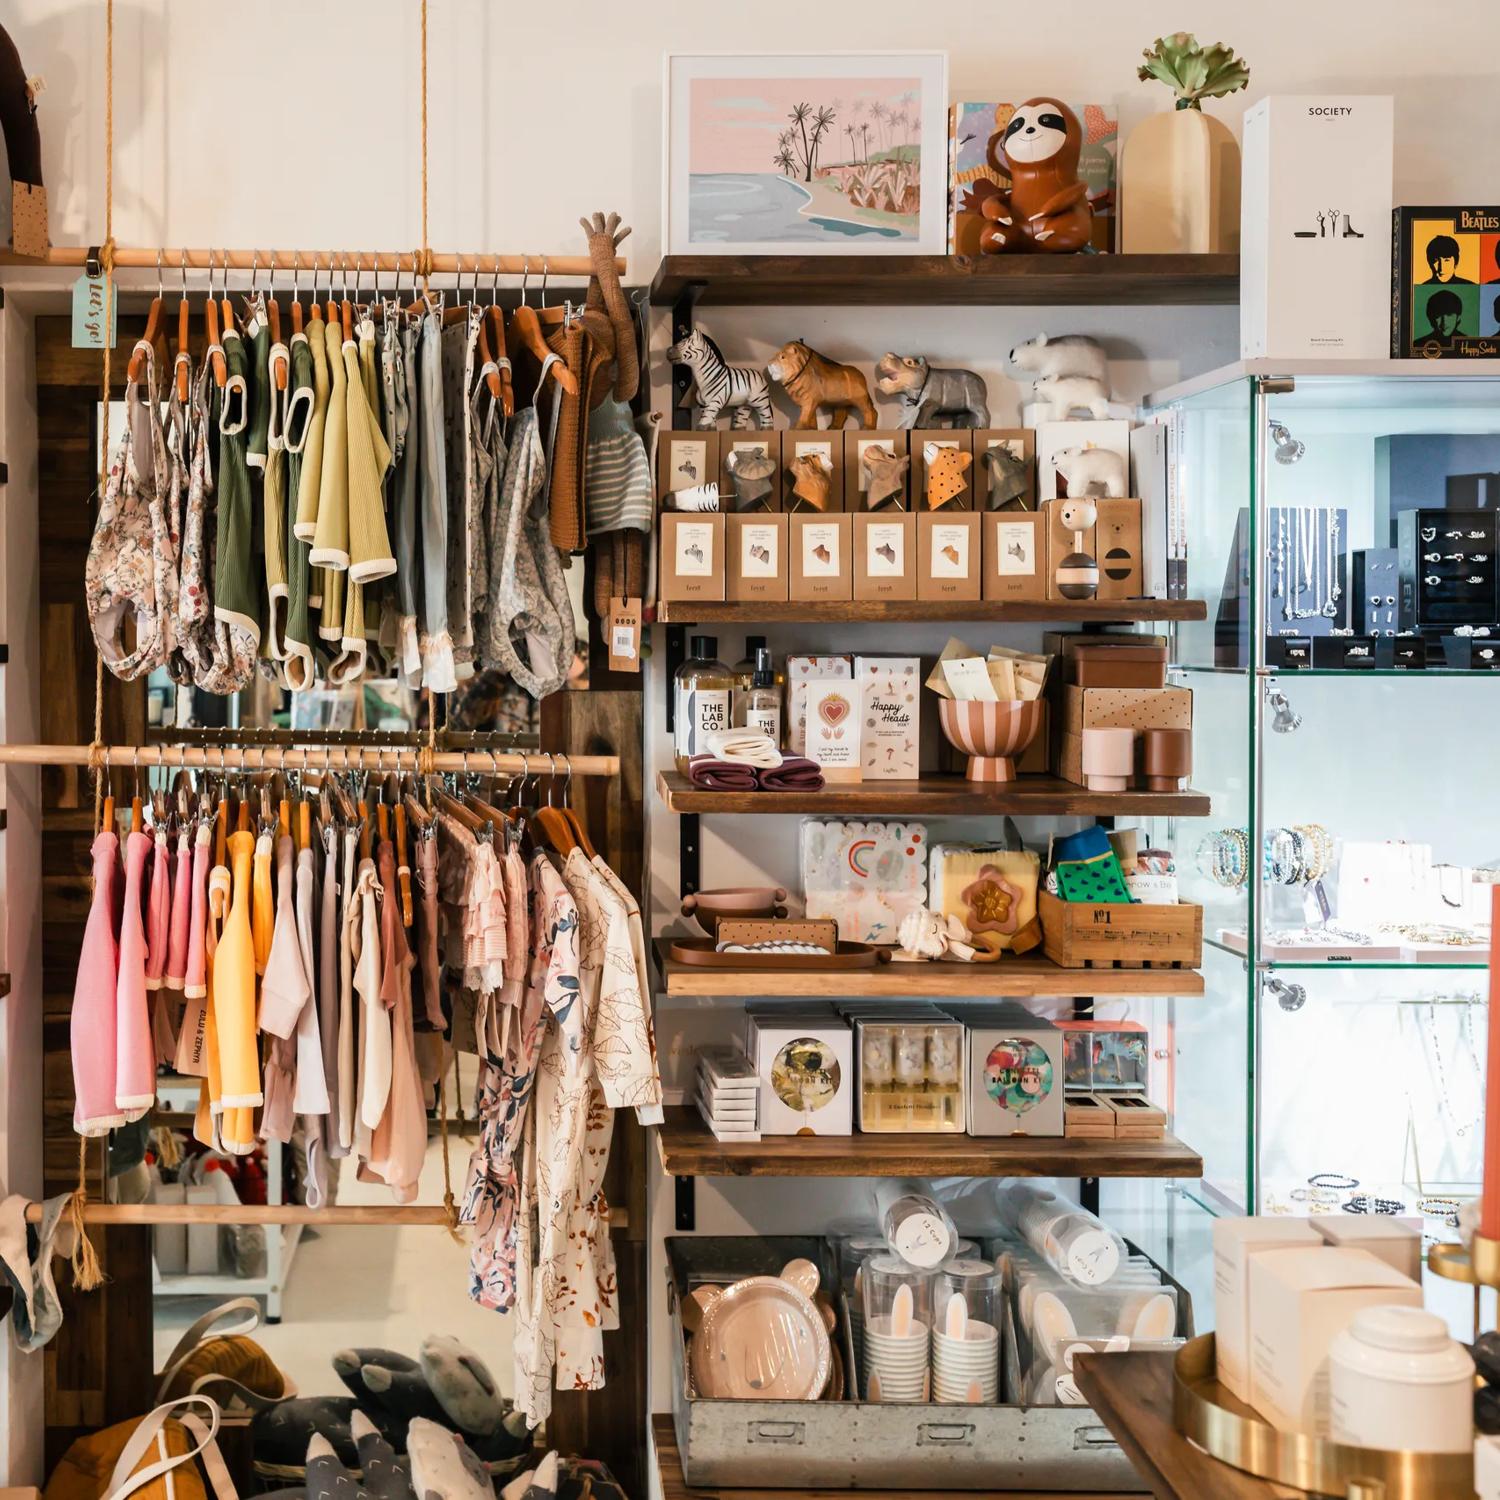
[938,699,1043,783]
[681,886,789,940]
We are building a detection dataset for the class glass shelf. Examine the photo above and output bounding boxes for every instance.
[1203,934,1488,971]
[1175,664,1496,679]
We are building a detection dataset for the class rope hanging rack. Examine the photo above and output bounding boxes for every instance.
[0,245,623,278]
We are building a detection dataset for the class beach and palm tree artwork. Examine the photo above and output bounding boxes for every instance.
[666,54,948,255]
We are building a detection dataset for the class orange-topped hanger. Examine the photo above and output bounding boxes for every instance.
[277,796,290,840]
[340,252,354,342]
[357,798,371,860]
[204,253,227,389]
[174,250,192,404]
[128,251,166,384]
[297,797,311,852]
[555,753,597,860]
[394,802,413,926]
[508,257,579,399]
[290,251,305,337]
[265,254,288,391]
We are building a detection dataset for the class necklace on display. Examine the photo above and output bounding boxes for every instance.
[1323,511,1341,618]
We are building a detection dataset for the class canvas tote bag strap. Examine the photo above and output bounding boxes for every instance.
[154,1297,261,1403]
[103,1396,237,1500]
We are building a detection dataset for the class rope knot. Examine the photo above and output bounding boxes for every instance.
[98,236,116,275]
[417,745,437,778]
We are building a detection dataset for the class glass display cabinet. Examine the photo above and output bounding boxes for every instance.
[1134,363,1498,1327]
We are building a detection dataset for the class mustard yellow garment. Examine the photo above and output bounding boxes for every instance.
[213,833,262,1146]
[252,832,274,977]
[309,317,350,571]
[343,336,395,584]
[293,308,331,544]
[320,565,345,642]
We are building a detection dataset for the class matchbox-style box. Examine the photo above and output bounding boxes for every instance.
[659,514,725,602]
[726,515,789,602]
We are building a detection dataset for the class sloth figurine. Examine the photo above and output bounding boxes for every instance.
[974,99,1094,255]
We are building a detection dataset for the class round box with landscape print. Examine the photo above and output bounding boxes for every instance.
[983,1038,1054,1114]
[771,1037,843,1114]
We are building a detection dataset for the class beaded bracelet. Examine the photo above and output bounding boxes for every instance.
[1308,1172,1359,1190]
[1342,1194,1404,1215]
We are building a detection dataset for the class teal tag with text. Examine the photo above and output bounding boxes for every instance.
[71,274,117,348]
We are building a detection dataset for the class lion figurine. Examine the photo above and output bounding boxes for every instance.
[766,340,877,430]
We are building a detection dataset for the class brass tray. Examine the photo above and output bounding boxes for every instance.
[1172,1333,1473,1498]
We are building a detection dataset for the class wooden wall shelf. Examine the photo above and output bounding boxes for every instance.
[656,1107,1202,1180]
[650,254,1239,308]
[650,1414,1132,1500]
[656,598,1207,625]
[655,939,1202,999]
[656,769,1210,818]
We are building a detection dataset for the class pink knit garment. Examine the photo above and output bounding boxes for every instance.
[72,832,123,1136]
[114,829,157,1119]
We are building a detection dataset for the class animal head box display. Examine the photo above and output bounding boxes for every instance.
[981,443,1031,510]
[767,340,878,431]
[788,452,835,512]
[924,443,973,510]
[875,353,991,429]
[862,444,911,510]
[975,99,1094,255]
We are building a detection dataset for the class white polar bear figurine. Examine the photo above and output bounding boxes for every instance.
[1009,333,1108,384]
[1053,445,1127,499]
[1033,374,1110,421]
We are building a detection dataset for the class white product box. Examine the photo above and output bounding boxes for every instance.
[1211,1216,1322,1404]
[1240,95,1394,359]
[750,1016,854,1137]
[1033,420,1133,502]
[1249,1246,1421,1435]
[960,1005,1064,1138]
[855,656,920,780]
[1308,1215,1422,1283]
[1478,1434,1500,1500]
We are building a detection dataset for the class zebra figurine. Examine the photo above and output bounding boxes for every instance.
[666,327,774,430]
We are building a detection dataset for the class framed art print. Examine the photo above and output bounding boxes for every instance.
[665,52,949,256]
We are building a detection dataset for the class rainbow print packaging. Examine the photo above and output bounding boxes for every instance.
[800,819,928,945]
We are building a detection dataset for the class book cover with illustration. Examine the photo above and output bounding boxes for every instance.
[1391,206,1500,358]
[948,100,1117,255]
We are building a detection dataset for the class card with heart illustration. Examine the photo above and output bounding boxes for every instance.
[804,678,863,782]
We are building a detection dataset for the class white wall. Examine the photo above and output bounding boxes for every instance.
[5,0,1500,269]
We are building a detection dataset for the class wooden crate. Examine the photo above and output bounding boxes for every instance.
[1039,892,1203,970]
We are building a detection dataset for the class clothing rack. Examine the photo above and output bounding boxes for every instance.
[0,245,623,279]
[0,743,620,776]
[24,1203,631,1228]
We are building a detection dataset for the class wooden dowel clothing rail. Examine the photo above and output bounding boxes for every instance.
[23,1203,631,1230]
[0,246,623,278]
[0,744,620,776]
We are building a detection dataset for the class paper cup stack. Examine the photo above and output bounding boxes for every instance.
[931,1260,1002,1405]
[861,1256,934,1403]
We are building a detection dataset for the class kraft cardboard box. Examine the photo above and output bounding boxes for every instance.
[1095,497,1144,601]
[1241,95,1394,360]
[1056,684,1193,786]
[1043,497,1097,602]
[720,431,782,512]
[854,513,918,600]
[974,429,1036,512]
[918,512,981,601]
[726,514,789,602]
[913,429,975,510]
[982,511,1046,601]
[789,513,853,602]
[1034,419,1132,503]
[783,431,844,513]
[659,513,725,602]
[657,430,719,509]
[1212,1217,1322,1404]
[844,430,910,510]
[1249,1246,1420,1435]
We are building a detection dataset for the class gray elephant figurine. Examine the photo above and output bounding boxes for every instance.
[875,353,990,429]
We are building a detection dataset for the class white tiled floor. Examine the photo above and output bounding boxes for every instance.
[152,1132,516,1400]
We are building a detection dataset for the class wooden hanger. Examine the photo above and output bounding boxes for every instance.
[433,786,484,835]
[214,791,227,867]
[264,256,289,392]
[174,251,192,404]
[204,255,227,389]
[486,258,513,416]
[555,753,597,859]
[101,754,115,837]
[290,252,305,337]
[340,253,354,343]
[531,754,578,856]
[129,753,144,835]
[277,795,291,840]
[296,797,311,853]
[128,251,166,383]
[508,261,579,399]
[394,802,413,926]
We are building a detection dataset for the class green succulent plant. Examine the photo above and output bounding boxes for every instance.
[1138,32,1250,109]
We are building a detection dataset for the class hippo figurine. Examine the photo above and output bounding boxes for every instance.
[875,353,990,429]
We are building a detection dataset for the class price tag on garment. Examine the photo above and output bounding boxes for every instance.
[71,274,118,349]
[607,596,642,674]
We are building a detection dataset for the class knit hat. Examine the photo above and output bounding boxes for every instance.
[788,453,833,512]
[861,444,910,510]
[924,443,972,510]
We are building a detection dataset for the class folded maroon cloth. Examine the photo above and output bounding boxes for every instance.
[757,756,825,792]
[687,755,759,791]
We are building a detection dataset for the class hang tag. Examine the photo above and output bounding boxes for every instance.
[71,273,118,349]
[1312,879,1332,923]
[607,596,642,674]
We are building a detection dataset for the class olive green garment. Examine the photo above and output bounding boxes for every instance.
[213,329,262,642]
[282,331,316,688]
[308,317,350,571]
[262,339,291,664]
[342,336,395,584]
[244,305,272,471]
[293,309,331,543]
[320,564,345,643]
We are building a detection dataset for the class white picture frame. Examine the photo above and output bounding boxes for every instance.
[664,51,949,256]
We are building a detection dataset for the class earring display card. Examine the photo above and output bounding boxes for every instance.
[1396,507,1497,630]
[1352,546,1400,636]
[726,514,789,602]
[843,430,910,510]
[982,512,1045,601]
[789,513,853,601]
[913,429,975,510]
[720,432,782,512]
[918,512,981,601]
[1095,497,1143,601]
[854,513,918,601]
[974,429,1036,512]
[657,431,719,510]
[784,433,844,513]
[659,513,726,601]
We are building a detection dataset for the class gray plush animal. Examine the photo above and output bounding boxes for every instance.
[875,353,989,429]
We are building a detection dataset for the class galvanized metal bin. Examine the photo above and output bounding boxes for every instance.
[666,1234,1193,1491]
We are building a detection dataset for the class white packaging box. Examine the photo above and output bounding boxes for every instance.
[1478,1434,1500,1500]
[1240,95,1394,359]
[1308,1215,1422,1283]
[1249,1246,1421,1435]
[961,1005,1064,1138]
[1033,420,1132,502]
[1211,1216,1321,1403]
[751,1017,854,1136]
